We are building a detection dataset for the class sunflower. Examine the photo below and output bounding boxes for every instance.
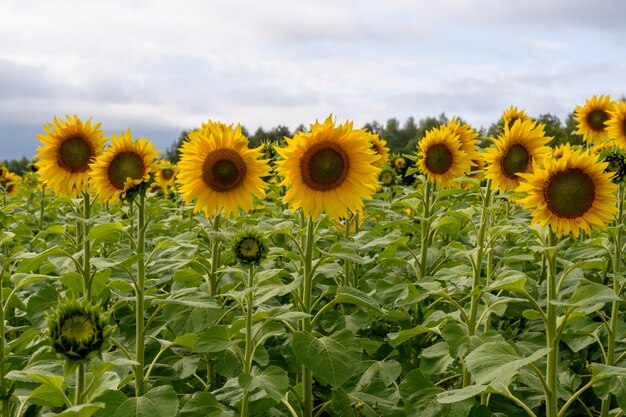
[0,164,8,179]
[574,95,614,144]
[447,117,481,162]
[501,106,530,130]
[177,121,270,217]
[231,229,269,266]
[275,115,380,220]
[0,172,21,196]
[594,143,626,184]
[484,119,552,193]
[155,160,177,189]
[417,126,470,188]
[517,147,618,238]
[35,115,106,197]
[90,130,159,204]
[366,132,390,167]
[392,154,407,172]
[606,100,626,147]
[378,166,397,187]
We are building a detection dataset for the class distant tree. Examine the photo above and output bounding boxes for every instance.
[1,157,31,175]
[563,112,583,146]
[536,114,568,146]
[164,131,190,162]
[249,125,291,147]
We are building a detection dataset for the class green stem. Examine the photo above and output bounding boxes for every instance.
[82,192,92,300]
[545,229,558,417]
[420,180,432,279]
[601,184,623,417]
[463,179,492,387]
[302,216,315,417]
[0,263,8,417]
[134,195,146,396]
[39,183,46,231]
[208,214,221,296]
[344,213,351,287]
[75,364,85,405]
[241,266,256,417]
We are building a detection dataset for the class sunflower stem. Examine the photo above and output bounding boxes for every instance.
[206,214,221,390]
[344,212,352,287]
[82,192,92,300]
[0,262,9,417]
[600,184,623,417]
[545,229,559,417]
[241,265,256,417]
[134,194,146,397]
[302,215,315,417]
[75,364,85,405]
[39,183,46,231]
[463,179,492,387]
[420,179,432,278]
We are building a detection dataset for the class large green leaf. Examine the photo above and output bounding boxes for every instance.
[238,366,289,402]
[178,392,235,417]
[292,329,362,387]
[107,386,179,417]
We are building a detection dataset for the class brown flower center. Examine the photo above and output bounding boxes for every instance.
[501,144,529,179]
[544,168,595,218]
[424,143,453,175]
[300,141,350,191]
[107,152,145,190]
[58,137,93,172]
[587,109,609,132]
[161,168,174,180]
[202,149,247,192]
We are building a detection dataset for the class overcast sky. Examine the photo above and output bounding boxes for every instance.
[1,0,625,159]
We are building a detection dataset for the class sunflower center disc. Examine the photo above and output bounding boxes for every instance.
[61,314,96,344]
[59,137,92,172]
[108,152,145,190]
[161,168,174,180]
[424,144,453,175]
[502,144,529,179]
[301,142,350,191]
[203,149,247,192]
[545,168,595,219]
[381,172,394,185]
[587,110,609,132]
[239,238,261,261]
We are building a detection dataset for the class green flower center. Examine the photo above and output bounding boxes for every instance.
[301,141,350,191]
[501,144,529,179]
[587,109,609,132]
[424,143,453,175]
[107,152,145,190]
[161,168,174,180]
[59,137,93,172]
[238,237,261,262]
[203,149,247,192]
[61,313,96,345]
[545,168,595,218]
[380,171,394,185]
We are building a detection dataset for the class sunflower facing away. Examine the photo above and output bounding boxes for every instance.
[606,100,626,147]
[417,126,470,188]
[366,132,390,167]
[516,147,618,238]
[177,121,270,217]
[501,106,529,130]
[574,94,614,144]
[275,115,380,220]
[35,115,106,197]
[484,119,552,193]
[90,130,159,204]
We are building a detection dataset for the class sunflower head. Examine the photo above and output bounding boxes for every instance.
[231,229,269,266]
[177,121,270,218]
[484,119,552,193]
[274,115,380,220]
[47,298,112,362]
[0,165,8,179]
[574,95,615,144]
[35,115,106,197]
[378,166,397,187]
[366,132,390,168]
[90,130,160,204]
[447,117,481,162]
[392,154,407,172]
[0,172,21,196]
[595,144,626,184]
[501,106,530,131]
[417,126,470,188]
[517,147,618,238]
[606,100,626,147]
[155,160,177,190]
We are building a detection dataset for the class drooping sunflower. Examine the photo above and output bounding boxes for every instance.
[366,132,390,168]
[417,126,470,188]
[574,94,614,144]
[177,121,270,217]
[606,100,626,147]
[447,117,481,162]
[35,115,106,197]
[0,172,21,196]
[501,106,530,130]
[484,119,552,193]
[517,147,618,238]
[90,130,160,204]
[275,115,380,220]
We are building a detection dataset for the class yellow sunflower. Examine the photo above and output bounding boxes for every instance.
[155,160,177,189]
[90,130,159,204]
[417,126,470,188]
[574,94,614,144]
[366,132,390,167]
[0,172,21,196]
[177,121,270,217]
[0,164,8,179]
[484,119,552,193]
[275,115,380,220]
[501,106,530,129]
[606,100,626,146]
[35,115,106,197]
[447,117,481,162]
[392,154,407,172]
[517,147,618,238]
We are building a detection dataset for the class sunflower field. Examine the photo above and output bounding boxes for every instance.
[1,96,626,417]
